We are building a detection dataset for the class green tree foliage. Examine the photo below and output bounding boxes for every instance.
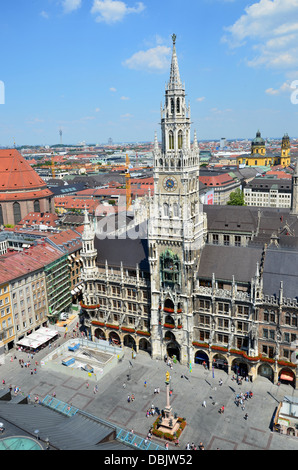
[227,188,245,206]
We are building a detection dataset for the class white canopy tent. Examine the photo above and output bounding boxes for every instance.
[17,327,58,350]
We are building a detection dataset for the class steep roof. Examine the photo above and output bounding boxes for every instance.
[198,244,263,283]
[47,229,82,254]
[94,225,149,272]
[263,244,298,299]
[0,149,51,194]
[199,173,237,187]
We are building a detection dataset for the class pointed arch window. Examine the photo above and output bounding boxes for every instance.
[171,98,174,114]
[178,130,183,149]
[13,202,21,225]
[169,131,174,150]
[176,97,180,113]
[173,203,179,217]
[34,200,40,212]
[163,203,169,217]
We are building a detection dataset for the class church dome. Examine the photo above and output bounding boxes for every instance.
[0,149,50,194]
[0,149,54,226]
[251,130,265,147]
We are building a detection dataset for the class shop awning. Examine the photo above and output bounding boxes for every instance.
[17,327,58,350]
[280,373,294,382]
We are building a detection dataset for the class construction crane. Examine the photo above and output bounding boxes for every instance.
[125,153,132,210]
[51,152,56,179]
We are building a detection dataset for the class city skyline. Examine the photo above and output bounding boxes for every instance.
[1,0,298,146]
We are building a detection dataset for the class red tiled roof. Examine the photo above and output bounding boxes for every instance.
[0,242,64,284]
[47,229,82,253]
[54,197,99,212]
[0,188,53,202]
[199,173,235,187]
[0,149,51,195]
[76,187,152,197]
[266,171,292,179]
[17,212,59,227]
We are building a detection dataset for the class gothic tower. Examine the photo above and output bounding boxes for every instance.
[148,34,207,365]
[81,209,98,305]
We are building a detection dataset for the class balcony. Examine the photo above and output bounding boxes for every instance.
[80,301,100,310]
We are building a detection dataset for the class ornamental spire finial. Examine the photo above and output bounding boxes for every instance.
[169,33,181,89]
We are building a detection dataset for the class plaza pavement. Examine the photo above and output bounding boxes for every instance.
[1,332,298,451]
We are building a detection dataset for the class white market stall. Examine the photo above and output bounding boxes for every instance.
[16,328,58,351]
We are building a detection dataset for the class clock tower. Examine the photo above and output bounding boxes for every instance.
[148,34,207,364]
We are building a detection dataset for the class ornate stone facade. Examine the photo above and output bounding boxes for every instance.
[79,36,298,388]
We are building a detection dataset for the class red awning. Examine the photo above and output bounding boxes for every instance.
[280,373,294,382]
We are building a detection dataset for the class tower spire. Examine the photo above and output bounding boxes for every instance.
[169,33,182,90]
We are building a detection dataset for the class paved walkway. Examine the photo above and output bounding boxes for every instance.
[1,337,298,450]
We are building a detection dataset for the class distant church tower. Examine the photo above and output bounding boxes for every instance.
[148,34,207,365]
[281,133,291,166]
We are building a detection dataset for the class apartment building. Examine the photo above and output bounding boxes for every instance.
[47,229,83,303]
[244,177,292,208]
[0,282,14,354]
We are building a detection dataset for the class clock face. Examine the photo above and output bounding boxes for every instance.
[163,177,178,192]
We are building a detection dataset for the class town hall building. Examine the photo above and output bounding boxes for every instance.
[79,35,298,389]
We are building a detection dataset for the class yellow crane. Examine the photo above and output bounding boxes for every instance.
[51,152,56,179]
[125,153,132,210]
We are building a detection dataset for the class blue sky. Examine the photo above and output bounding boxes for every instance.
[0,0,298,146]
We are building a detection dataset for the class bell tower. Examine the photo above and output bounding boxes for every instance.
[148,34,207,365]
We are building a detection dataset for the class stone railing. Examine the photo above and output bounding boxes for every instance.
[195,285,250,301]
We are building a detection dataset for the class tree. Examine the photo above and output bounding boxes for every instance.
[227,188,245,206]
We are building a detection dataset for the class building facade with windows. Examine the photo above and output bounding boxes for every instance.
[244,177,292,208]
[0,242,72,350]
[79,36,298,388]
[0,282,14,354]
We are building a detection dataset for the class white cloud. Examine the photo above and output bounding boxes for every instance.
[123,45,171,72]
[265,87,279,95]
[40,11,50,19]
[62,0,82,14]
[109,87,117,92]
[91,0,145,24]
[120,96,130,100]
[265,81,293,95]
[196,97,205,102]
[121,113,133,118]
[222,0,298,70]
